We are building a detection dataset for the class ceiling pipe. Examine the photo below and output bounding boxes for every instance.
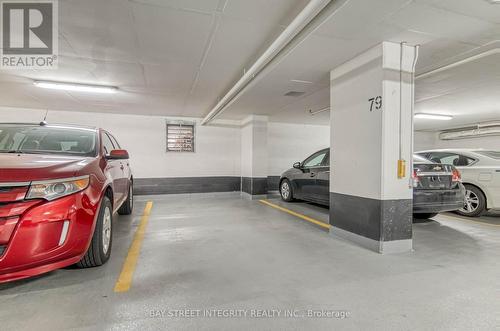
[309,107,330,115]
[213,0,351,124]
[201,0,334,125]
[439,126,500,140]
[438,121,500,140]
[416,47,500,80]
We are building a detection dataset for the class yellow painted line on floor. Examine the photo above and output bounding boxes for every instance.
[439,213,500,227]
[114,201,154,293]
[259,199,331,230]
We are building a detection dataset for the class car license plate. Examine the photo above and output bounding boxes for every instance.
[428,182,446,189]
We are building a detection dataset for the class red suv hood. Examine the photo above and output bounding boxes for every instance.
[0,153,95,182]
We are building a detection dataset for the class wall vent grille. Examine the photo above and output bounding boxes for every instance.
[166,121,195,152]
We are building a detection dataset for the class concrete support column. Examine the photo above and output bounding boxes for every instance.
[329,42,418,253]
[241,115,268,197]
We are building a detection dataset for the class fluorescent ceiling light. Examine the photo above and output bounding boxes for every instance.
[34,81,118,94]
[414,113,453,121]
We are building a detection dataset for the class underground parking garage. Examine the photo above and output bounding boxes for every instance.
[0,0,499,330]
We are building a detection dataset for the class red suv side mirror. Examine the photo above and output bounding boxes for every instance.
[106,149,129,160]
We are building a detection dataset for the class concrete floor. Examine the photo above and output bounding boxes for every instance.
[1,193,499,330]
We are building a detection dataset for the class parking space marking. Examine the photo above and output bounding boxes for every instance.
[439,213,500,227]
[259,199,331,230]
[114,201,154,293]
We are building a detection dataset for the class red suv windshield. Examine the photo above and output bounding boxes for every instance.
[0,124,97,157]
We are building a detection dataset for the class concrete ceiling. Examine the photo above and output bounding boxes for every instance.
[0,0,499,129]
[415,46,500,130]
[0,0,308,116]
[220,0,500,128]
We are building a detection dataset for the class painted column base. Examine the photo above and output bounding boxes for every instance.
[329,226,413,254]
[241,177,268,196]
[330,192,413,254]
[240,192,268,200]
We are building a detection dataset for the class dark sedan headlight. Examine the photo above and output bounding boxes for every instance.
[26,175,90,201]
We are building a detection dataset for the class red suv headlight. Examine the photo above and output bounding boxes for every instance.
[26,175,90,201]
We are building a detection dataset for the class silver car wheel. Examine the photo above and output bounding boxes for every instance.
[460,189,480,214]
[102,206,112,255]
[281,181,290,200]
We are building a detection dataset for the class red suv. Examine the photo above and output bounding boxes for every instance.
[0,123,133,283]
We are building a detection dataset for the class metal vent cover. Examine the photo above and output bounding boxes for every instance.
[284,91,305,97]
[166,121,195,152]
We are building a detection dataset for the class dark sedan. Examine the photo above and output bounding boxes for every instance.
[279,149,466,219]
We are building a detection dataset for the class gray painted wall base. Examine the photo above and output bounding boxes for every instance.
[135,176,281,196]
[134,177,240,195]
[267,176,280,191]
[330,226,413,254]
[136,192,241,200]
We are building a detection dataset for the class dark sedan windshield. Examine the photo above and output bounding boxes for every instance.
[0,124,97,157]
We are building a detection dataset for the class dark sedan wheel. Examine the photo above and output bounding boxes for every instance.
[456,185,486,217]
[77,196,113,268]
[118,181,134,215]
[280,179,294,202]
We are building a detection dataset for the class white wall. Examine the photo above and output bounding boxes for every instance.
[240,121,253,177]
[0,107,241,178]
[0,107,330,180]
[414,131,437,151]
[414,131,499,151]
[268,122,330,176]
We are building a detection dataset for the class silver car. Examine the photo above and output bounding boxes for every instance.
[416,149,500,217]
